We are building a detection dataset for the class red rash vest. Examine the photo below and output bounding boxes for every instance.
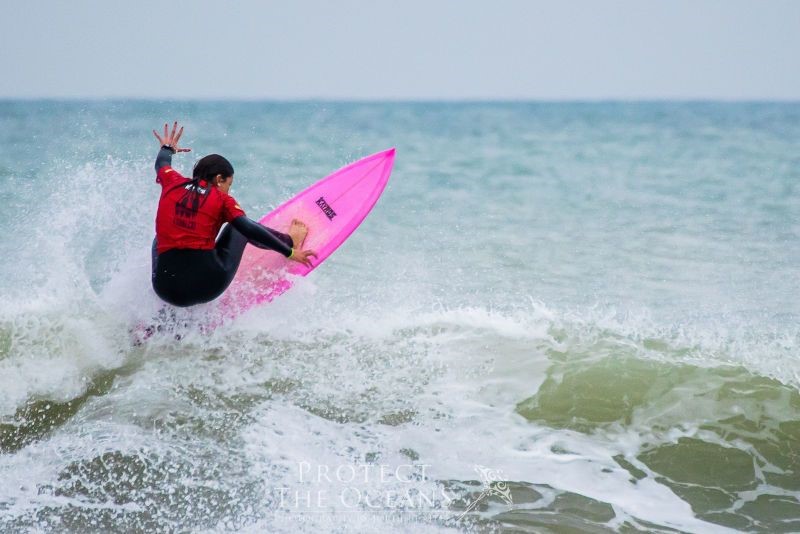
[154,166,245,254]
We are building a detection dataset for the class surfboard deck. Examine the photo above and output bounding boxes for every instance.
[214,148,396,324]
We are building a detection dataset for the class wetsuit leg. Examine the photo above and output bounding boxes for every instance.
[213,223,250,291]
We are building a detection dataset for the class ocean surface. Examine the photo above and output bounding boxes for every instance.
[0,101,798,533]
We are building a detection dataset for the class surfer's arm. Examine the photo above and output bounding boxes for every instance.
[154,146,174,172]
[230,216,294,257]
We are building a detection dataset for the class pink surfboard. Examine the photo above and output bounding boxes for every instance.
[215,148,396,322]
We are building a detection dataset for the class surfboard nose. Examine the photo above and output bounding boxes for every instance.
[380,148,396,171]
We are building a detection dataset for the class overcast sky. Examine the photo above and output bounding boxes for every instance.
[2,0,798,100]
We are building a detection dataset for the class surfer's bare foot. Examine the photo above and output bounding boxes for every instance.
[288,219,308,248]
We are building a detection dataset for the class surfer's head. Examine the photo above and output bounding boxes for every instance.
[193,154,234,194]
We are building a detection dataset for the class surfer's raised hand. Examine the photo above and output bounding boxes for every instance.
[153,121,192,153]
[289,249,317,268]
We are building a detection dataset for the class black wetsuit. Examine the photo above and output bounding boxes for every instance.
[151,148,293,307]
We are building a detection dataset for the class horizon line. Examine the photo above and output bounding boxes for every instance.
[1,97,799,104]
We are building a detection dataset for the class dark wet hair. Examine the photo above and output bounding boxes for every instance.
[170,154,235,218]
[193,154,234,181]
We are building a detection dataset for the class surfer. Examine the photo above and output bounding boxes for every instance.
[150,121,317,307]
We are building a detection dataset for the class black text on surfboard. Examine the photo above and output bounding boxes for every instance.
[316,196,337,220]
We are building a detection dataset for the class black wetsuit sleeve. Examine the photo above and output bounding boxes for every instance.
[155,147,174,172]
[230,216,294,257]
